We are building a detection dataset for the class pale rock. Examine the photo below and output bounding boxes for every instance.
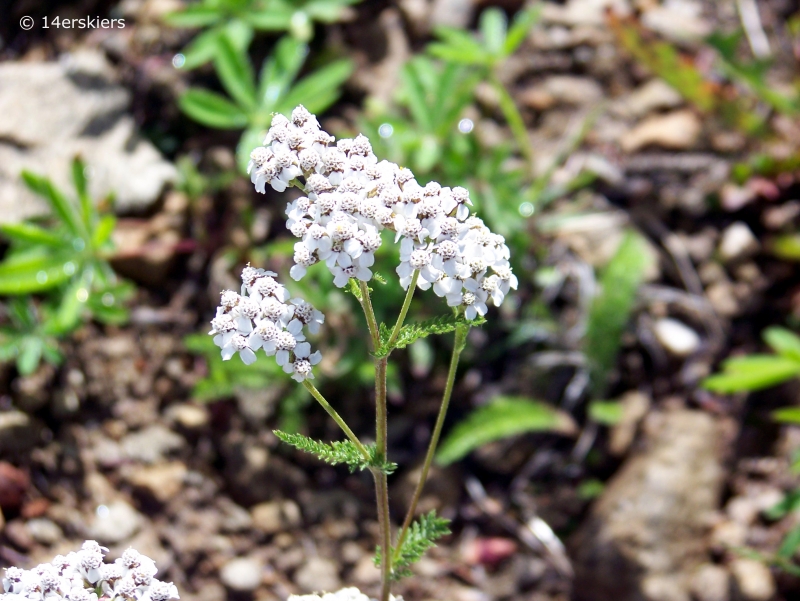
[622,79,684,117]
[165,403,209,430]
[218,498,254,533]
[126,461,186,502]
[430,0,475,29]
[720,184,756,212]
[653,318,701,357]
[26,518,62,545]
[641,0,711,42]
[251,500,303,535]
[219,556,263,592]
[521,75,603,110]
[121,424,185,464]
[89,500,143,544]
[710,520,747,550]
[572,410,726,601]
[609,391,651,456]
[0,411,40,452]
[706,282,740,318]
[294,557,342,593]
[730,558,775,601]
[0,51,175,223]
[718,223,759,262]
[621,110,701,152]
[349,555,381,585]
[541,0,631,27]
[690,564,730,601]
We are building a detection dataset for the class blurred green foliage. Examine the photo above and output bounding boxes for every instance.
[179,35,352,172]
[703,327,800,393]
[0,159,133,375]
[165,0,360,68]
[436,394,574,465]
[611,14,800,135]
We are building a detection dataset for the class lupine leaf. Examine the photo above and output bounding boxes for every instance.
[702,355,800,393]
[162,5,222,28]
[0,223,66,247]
[213,34,257,111]
[179,89,249,129]
[764,327,800,362]
[480,8,507,57]
[375,511,451,581]
[21,171,84,238]
[375,313,485,358]
[504,5,542,55]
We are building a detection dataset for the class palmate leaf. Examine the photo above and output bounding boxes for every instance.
[179,89,249,129]
[213,34,257,111]
[375,510,451,581]
[375,313,485,358]
[436,395,577,465]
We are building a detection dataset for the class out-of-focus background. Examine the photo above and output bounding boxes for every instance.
[1,0,800,600]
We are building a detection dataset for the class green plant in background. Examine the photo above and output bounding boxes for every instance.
[436,230,652,464]
[165,0,360,69]
[427,4,542,173]
[703,327,800,575]
[0,298,68,375]
[0,159,133,374]
[703,327,800,393]
[184,332,311,431]
[610,15,800,135]
[179,35,352,172]
[436,395,575,465]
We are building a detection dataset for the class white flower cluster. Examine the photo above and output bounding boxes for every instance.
[288,588,402,601]
[209,265,323,380]
[0,541,178,601]
[247,106,517,320]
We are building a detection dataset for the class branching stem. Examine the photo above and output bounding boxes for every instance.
[387,270,419,350]
[357,281,393,601]
[393,323,469,562]
[302,380,369,461]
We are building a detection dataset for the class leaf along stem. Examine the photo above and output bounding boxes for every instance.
[302,379,370,461]
[393,322,470,563]
[387,270,419,350]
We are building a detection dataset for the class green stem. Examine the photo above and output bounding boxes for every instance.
[358,280,380,349]
[393,323,469,563]
[387,270,419,349]
[490,72,534,178]
[357,281,393,601]
[302,380,369,461]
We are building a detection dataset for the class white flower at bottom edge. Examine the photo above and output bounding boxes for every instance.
[286,587,402,601]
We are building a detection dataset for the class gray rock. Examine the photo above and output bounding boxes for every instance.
[121,425,184,464]
[0,50,175,224]
[572,410,727,601]
[26,518,62,546]
[89,500,143,543]
[294,557,342,594]
[219,556,263,592]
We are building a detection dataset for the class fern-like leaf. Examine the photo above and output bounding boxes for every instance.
[275,431,398,474]
[274,430,369,472]
[375,314,485,358]
[374,510,451,580]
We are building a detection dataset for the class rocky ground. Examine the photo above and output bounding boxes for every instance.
[2,0,800,600]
